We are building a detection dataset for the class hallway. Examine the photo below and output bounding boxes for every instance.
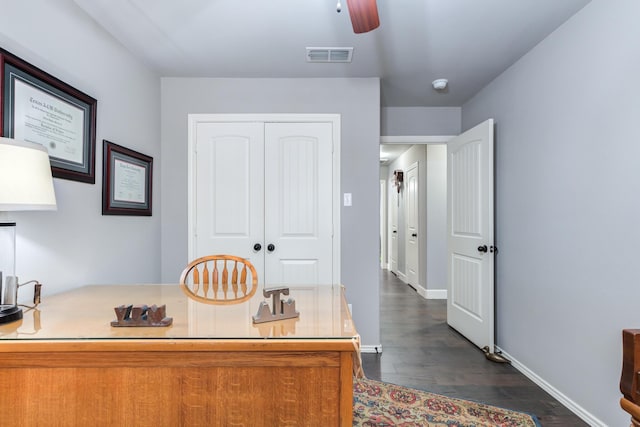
[360,269,587,426]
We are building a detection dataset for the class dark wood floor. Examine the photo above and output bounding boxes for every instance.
[360,269,587,426]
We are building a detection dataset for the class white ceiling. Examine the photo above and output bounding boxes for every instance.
[380,144,413,166]
[73,0,590,108]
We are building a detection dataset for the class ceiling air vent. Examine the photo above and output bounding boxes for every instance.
[306,47,353,63]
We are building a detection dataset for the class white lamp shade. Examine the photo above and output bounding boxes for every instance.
[0,137,57,211]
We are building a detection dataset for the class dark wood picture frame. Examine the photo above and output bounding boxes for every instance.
[102,140,153,216]
[0,48,97,184]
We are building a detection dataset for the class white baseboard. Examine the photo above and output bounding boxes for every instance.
[415,284,428,298]
[405,282,447,300]
[496,347,606,427]
[361,344,383,354]
[425,289,447,299]
[396,271,408,282]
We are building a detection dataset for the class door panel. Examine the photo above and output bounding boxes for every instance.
[405,163,419,286]
[194,122,265,278]
[279,260,319,285]
[447,119,494,352]
[264,122,333,285]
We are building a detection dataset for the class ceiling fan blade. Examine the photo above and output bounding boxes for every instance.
[346,0,380,34]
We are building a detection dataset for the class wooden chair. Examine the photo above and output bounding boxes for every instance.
[179,255,258,305]
[621,329,640,426]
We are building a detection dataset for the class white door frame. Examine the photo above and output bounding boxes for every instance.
[188,113,341,284]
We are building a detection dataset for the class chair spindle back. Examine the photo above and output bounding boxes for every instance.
[179,255,258,305]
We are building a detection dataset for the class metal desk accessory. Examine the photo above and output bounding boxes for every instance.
[111,304,173,327]
[252,287,299,324]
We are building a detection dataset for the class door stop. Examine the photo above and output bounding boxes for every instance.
[482,346,511,364]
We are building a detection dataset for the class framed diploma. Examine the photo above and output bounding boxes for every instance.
[0,48,97,184]
[102,140,153,216]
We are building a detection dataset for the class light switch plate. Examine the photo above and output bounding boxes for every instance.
[343,193,352,206]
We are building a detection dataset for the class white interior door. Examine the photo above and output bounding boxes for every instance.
[446,119,495,353]
[264,122,334,285]
[193,122,265,280]
[405,163,419,287]
[390,183,398,273]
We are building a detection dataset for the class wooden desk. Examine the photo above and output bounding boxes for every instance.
[0,284,357,426]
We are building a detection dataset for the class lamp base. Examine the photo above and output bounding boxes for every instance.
[0,305,23,324]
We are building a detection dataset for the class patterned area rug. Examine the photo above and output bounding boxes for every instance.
[353,378,541,427]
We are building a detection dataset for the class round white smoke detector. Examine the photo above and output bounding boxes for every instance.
[432,79,448,90]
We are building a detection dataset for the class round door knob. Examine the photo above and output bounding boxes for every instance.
[253,243,262,252]
[478,245,488,253]
[267,244,275,252]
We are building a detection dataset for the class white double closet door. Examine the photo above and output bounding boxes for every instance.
[189,116,337,287]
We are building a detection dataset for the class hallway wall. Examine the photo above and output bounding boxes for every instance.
[462,1,639,425]
[382,107,461,135]
[425,145,447,293]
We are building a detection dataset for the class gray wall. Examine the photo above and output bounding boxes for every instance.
[382,107,461,136]
[462,1,639,425]
[0,0,161,297]
[425,145,447,291]
[160,77,381,346]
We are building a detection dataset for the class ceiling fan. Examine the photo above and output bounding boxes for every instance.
[344,0,380,34]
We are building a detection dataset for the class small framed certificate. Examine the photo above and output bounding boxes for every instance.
[102,140,153,216]
[0,48,97,184]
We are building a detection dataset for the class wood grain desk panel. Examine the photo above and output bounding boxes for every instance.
[0,284,356,426]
